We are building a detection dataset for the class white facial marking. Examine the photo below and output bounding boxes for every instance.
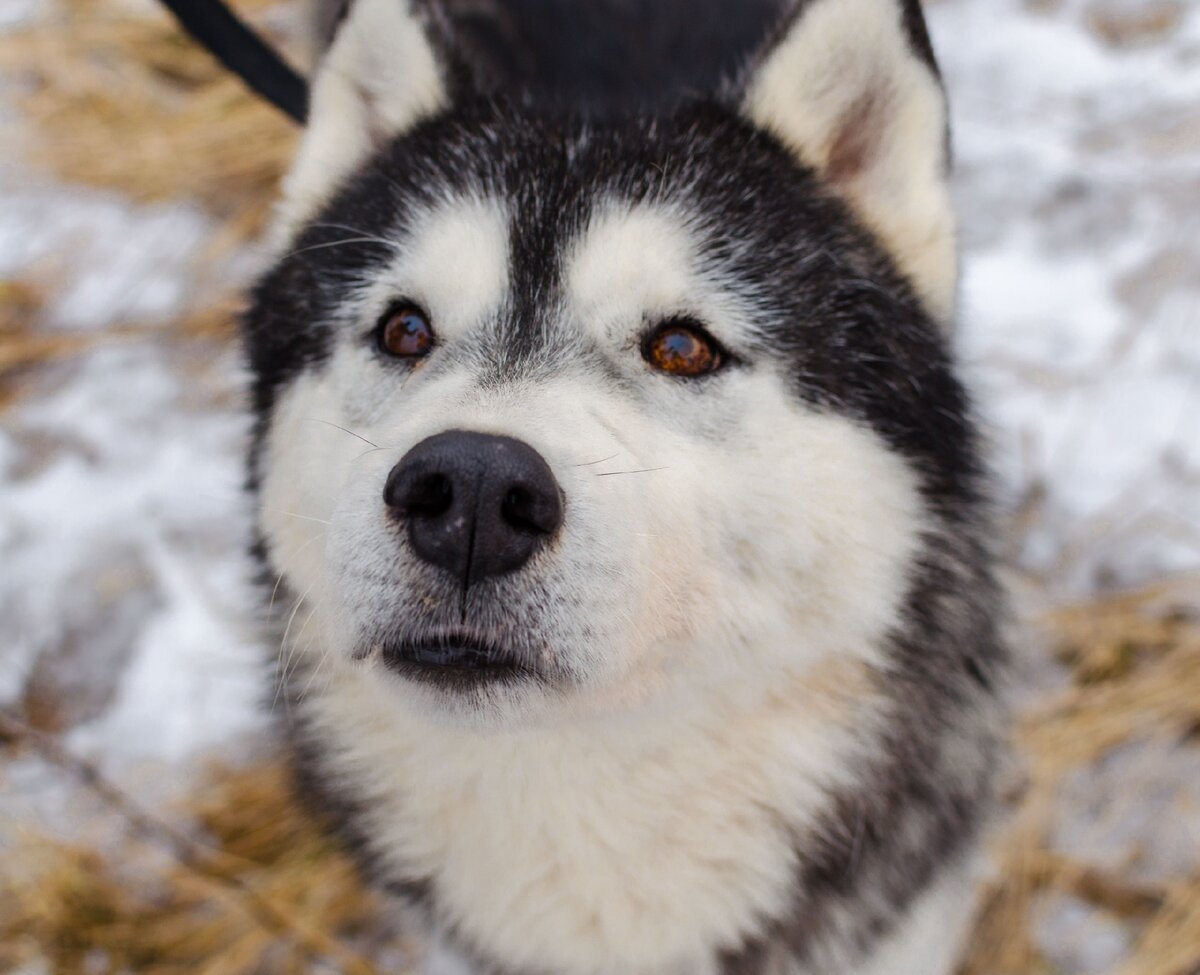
[382,197,511,340]
[567,204,696,326]
[565,201,761,353]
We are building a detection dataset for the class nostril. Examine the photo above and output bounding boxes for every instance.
[501,483,562,536]
[407,473,454,517]
[387,471,453,518]
[502,486,534,532]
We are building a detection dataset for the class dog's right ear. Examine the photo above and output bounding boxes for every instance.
[274,0,451,241]
[739,0,956,323]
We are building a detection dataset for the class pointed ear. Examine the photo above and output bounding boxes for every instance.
[741,0,956,322]
[275,0,451,240]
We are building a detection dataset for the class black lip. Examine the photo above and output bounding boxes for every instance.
[377,635,539,690]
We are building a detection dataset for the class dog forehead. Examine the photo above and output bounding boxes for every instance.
[376,188,710,357]
[350,113,798,358]
[565,203,697,325]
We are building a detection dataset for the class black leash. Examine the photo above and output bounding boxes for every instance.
[156,0,309,123]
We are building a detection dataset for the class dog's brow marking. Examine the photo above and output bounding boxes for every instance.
[392,196,510,338]
[566,204,698,345]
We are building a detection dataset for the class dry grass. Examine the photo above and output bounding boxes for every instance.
[961,576,1200,975]
[0,0,296,240]
[0,743,401,975]
[0,280,246,413]
[0,0,287,400]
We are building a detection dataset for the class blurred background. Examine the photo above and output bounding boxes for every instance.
[0,0,1198,972]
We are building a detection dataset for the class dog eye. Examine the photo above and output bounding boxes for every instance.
[642,321,725,377]
[377,303,434,359]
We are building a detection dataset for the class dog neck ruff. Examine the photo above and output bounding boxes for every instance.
[155,0,309,123]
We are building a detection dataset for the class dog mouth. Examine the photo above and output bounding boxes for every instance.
[372,633,543,690]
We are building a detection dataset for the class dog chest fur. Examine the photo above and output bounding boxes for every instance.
[302,658,881,973]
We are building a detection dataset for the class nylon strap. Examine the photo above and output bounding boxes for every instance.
[156,0,308,123]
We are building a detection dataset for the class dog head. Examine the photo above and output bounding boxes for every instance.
[246,0,974,725]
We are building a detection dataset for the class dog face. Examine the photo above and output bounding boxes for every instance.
[246,0,973,726]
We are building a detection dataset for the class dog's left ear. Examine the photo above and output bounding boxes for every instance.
[274,0,457,241]
[741,0,956,322]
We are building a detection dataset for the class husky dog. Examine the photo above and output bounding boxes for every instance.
[244,0,1008,972]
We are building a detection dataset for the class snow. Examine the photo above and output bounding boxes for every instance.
[0,337,268,755]
[0,0,1198,968]
[0,190,216,330]
[933,0,1200,591]
[0,208,268,765]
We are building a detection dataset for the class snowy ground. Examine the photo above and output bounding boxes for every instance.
[936,0,1200,594]
[1,0,1198,971]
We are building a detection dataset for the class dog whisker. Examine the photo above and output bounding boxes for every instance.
[283,602,322,693]
[263,506,333,526]
[273,583,315,712]
[307,222,399,249]
[644,566,687,621]
[304,417,382,449]
[298,635,336,701]
[594,467,669,477]
[267,530,325,619]
[282,236,395,260]
[572,453,619,468]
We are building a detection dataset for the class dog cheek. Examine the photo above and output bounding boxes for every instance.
[620,462,725,653]
[258,384,344,598]
[714,405,925,671]
[552,502,661,683]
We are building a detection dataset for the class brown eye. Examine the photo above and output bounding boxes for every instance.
[378,303,434,358]
[643,321,725,377]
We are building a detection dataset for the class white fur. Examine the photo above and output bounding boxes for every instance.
[568,203,700,331]
[274,0,448,243]
[423,863,981,975]
[566,201,767,353]
[367,196,512,342]
[743,0,957,322]
[259,192,936,973]
[310,654,868,973]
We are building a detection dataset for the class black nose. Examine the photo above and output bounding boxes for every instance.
[383,431,564,586]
